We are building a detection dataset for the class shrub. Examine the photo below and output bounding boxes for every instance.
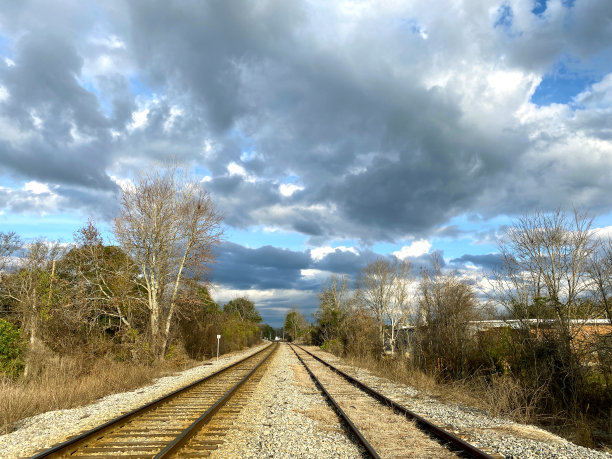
[0,319,24,379]
[320,338,344,356]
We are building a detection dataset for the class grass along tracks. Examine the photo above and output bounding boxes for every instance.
[29,342,278,458]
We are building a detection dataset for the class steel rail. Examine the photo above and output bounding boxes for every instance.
[294,344,494,459]
[30,342,274,459]
[289,344,381,459]
[155,342,278,457]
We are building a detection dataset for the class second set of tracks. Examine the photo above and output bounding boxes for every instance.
[31,342,278,458]
[289,343,495,459]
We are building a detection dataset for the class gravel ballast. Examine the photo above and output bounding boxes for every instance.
[0,343,269,458]
[211,342,363,458]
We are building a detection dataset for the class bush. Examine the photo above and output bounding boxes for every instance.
[320,338,344,356]
[0,319,24,379]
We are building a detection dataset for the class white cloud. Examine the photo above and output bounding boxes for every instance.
[110,175,133,190]
[0,85,8,102]
[24,181,51,194]
[300,268,327,280]
[227,161,256,182]
[211,285,314,311]
[279,183,304,197]
[592,225,612,240]
[29,110,43,130]
[227,161,247,177]
[163,106,183,131]
[70,123,96,145]
[310,245,358,261]
[574,73,612,109]
[128,108,149,131]
[393,239,431,259]
[89,35,126,50]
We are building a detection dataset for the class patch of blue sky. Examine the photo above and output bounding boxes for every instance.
[239,149,257,162]
[369,241,396,255]
[280,175,302,185]
[194,165,212,178]
[531,69,596,107]
[434,238,497,261]
[0,33,13,59]
[593,210,612,230]
[494,4,513,30]
[129,75,154,98]
[0,176,25,189]
[225,226,307,251]
[77,76,113,117]
[532,0,547,16]
[396,17,427,39]
[0,211,111,242]
[445,213,510,233]
[228,128,255,156]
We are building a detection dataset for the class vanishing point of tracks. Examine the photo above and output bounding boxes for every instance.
[290,343,495,459]
[31,342,278,458]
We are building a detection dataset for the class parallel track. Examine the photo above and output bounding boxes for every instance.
[290,344,495,459]
[31,342,278,458]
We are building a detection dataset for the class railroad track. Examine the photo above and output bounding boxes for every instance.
[290,343,496,459]
[31,342,278,458]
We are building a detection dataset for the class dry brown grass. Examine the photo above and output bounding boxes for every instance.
[291,363,314,389]
[0,352,201,434]
[338,352,536,423]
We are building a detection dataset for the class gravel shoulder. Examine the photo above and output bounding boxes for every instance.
[211,343,364,459]
[302,346,612,459]
[0,343,269,459]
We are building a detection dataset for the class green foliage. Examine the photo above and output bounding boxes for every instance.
[260,323,275,340]
[220,316,260,352]
[284,309,308,342]
[320,338,343,355]
[223,297,262,323]
[0,319,24,378]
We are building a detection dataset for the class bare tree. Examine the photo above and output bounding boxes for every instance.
[358,258,412,353]
[2,240,64,376]
[495,209,596,336]
[415,253,479,378]
[0,231,21,274]
[284,307,308,342]
[315,274,352,344]
[493,209,597,414]
[387,260,413,355]
[587,237,612,325]
[113,163,223,361]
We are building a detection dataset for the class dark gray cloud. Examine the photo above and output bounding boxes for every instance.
[212,241,446,293]
[212,242,311,290]
[450,253,503,271]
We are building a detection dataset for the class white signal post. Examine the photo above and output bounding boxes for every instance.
[216,334,221,361]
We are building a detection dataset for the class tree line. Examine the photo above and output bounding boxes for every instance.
[295,209,611,447]
[0,164,266,379]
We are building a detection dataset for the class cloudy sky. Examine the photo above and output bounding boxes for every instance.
[1,0,611,326]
